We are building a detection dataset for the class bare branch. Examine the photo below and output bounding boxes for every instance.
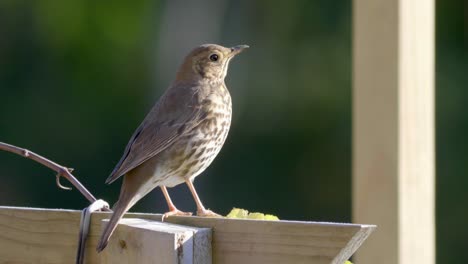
[0,141,108,209]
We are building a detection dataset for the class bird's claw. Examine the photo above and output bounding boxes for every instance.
[162,209,192,221]
[197,209,222,218]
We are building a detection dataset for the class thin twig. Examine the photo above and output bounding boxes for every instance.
[0,141,108,210]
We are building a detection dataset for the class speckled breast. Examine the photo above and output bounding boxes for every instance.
[164,83,232,185]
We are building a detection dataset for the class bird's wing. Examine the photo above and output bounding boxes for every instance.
[105,85,207,184]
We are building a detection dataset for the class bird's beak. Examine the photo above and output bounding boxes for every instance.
[230,45,249,56]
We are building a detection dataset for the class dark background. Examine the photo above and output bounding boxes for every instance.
[0,0,466,262]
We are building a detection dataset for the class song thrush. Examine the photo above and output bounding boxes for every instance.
[96,43,248,252]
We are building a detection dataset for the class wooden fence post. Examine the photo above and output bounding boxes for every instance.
[100,218,211,264]
[353,0,435,263]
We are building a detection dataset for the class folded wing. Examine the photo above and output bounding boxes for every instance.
[105,85,206,184]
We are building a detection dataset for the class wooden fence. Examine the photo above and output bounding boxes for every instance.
[0,206,375,263]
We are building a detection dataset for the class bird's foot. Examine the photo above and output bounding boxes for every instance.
[162,209,192,221]
[197,208,222,218]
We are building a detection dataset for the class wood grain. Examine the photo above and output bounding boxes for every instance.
[100,218,211,264]
[353,0,435,263]
[0,206,162,264]
[0,206,375,263]
[162,216,375,263]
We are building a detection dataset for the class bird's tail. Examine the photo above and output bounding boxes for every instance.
[96,199,131,252]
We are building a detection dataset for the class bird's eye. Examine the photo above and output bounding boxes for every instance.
[209,54,219,62]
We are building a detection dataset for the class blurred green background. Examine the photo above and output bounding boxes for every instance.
[0,0,466,262]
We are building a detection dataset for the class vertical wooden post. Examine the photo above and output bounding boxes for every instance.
[353,0,435,263]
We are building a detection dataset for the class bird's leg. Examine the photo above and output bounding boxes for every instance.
[160,186,192,220]
[185,179,221,217]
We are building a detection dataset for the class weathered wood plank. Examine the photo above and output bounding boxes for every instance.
[0,206,375,263]
[101,218,211,264]
[0,206,162,264]
[353,0,435,263]
[164,216,375,263]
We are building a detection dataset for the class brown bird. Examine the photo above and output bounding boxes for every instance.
[96,43,248,252]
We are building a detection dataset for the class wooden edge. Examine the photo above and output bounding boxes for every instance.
[0,205,163,219]
[101,218,212,264]
[0,206,376,228]
[156,214,377,263]
[332,224,377,264]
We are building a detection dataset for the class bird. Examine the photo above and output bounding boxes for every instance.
[96,43,248,252]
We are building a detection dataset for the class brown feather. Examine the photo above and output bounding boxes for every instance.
[97,44,248,253]
[105,84,207,184]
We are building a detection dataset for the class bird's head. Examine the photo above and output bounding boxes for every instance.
[176,44,249,83]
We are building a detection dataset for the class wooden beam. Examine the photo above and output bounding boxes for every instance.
[353,0,435,263]
[165,215,374,264]
[100,218,211,264]
[0,206,162,264]
[0,206,375,263]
